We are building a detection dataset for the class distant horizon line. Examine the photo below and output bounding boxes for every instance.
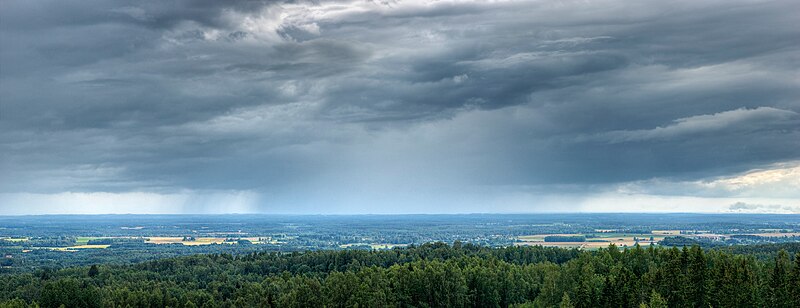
[1,212,798,217]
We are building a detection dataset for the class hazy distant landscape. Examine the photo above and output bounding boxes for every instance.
[2,214,800,307]
[2,214,799,271]
[2,0,800,306]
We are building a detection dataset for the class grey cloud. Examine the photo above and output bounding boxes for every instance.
[592,107,799,143]
[728,202,800,214]
[1,0,799,212]
[0,0,276,30]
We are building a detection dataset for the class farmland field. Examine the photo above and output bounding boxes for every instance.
[2,214,800,271]
[143,237,273,245]
[517,233,666,249]
[1,237,28,242]
[146,237,233,245]
[48,245,110,252]
[75,237,99,245]
[339,243,409,250]
[749,232,800,237]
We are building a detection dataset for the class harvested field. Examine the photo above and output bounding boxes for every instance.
[50,245,110,251]
[517,233,664,250]
[749,232,800,237]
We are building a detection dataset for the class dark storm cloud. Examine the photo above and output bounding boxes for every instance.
[1,0,799,212]
[0,0,273,30]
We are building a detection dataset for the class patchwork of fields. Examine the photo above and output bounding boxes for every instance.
[2,236,282,252]
[48,245,111,252]
[339,243,409,249]
[516,233,665,249]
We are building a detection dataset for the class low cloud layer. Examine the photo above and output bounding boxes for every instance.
[592,107,798,144]
[728,202,800,214]
[1,0,798,213]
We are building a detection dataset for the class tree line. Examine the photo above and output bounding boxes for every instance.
[0,242,798,307]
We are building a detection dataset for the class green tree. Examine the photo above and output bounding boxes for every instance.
[323,271,359,307]
[87,265,99,278]
[768,250,792,307]
[687,246,708,307]
[40,279,101,308]
[647,291,667,308]
[789,252,800,305]
[0,299,28,308]
[559,292,574,308]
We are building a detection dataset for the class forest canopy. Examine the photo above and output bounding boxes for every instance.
[1,242,799,308]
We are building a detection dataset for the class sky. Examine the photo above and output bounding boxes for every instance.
[0,0,799,214]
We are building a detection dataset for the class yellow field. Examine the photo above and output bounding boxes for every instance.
[691,234,726,239]
[750,232,800,237]
[245,238,283,245]
[146,237,228,245]
[517,242,585,248]
[50,244,110,251]
[135,236,285,245]
[143,237,273,245]
[518,240,657,249]
[651,230,681,235]
[517,233,664,250]
[517,234,582,241]
[370,243,408,249]
[339,243,408,250]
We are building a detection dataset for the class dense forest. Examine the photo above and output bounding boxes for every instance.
[1,242,799,308]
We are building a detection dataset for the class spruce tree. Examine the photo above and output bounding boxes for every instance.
[768,250,791,307]
[88,265,99,277]
[648,290,667,308]
[789,252,800,305]
[687,246,707,307]
[559,292,575,308]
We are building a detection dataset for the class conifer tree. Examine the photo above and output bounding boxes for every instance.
[687,246,707,307]
[559,292,574,308]
[647,291,667,308]
[789,252,800,305]
[87,265,99,277]
[768,250,791,308]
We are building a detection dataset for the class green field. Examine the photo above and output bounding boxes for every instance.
[74,237,100,245]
